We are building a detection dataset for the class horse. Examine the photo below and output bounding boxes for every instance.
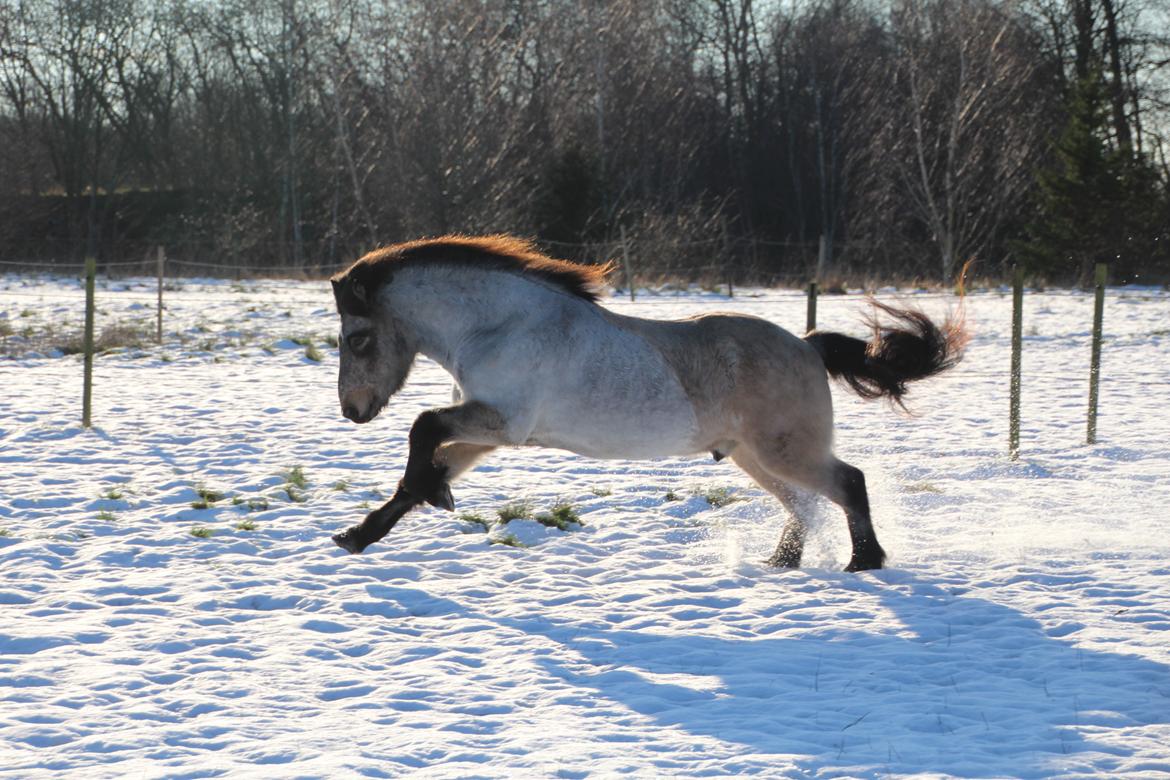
[327,234,966,571]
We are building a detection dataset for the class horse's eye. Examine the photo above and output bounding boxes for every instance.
[347,332,372,354]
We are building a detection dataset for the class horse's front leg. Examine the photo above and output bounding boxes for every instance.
[333,444,497,554]
[332,483,420,553]
[401,401,510,510]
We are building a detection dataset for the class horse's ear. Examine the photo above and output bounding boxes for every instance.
[352,280,367,304]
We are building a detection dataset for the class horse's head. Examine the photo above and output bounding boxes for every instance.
[331,265,416,424]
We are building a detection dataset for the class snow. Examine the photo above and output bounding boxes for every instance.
[1,275,1169,778]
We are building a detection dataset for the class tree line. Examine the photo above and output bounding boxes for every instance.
[1,0,1167,283]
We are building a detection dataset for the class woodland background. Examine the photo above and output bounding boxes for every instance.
[1,0,1167,283]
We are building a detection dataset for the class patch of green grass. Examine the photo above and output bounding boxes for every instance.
[281,465,307,489]
[190,527,213,538]
[535,501,582,531]
[590,486,613,497]
[496,500,534,524]
[289,335,312,346]
[904,481,943,494]
[323,334,339,349]
[101,486,125,501]
[304,342,323,362]
[235,519,257,531]
[459,511,491,532]
[331,480,350,492]
[489,533,527,548]
[0,528,9,537]
[692,485,743,508]
[20,308,34,318]
[279,466,308,503]
[0,320,12,339]
[663,490,681,502]
[96,510,117,522]
[191,485,226,509]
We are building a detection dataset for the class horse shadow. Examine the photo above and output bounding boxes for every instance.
[375,571,1170,777]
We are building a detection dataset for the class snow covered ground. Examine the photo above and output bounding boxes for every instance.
[1,274,1168,778]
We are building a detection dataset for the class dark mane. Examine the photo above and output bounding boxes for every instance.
[331,234,613,316]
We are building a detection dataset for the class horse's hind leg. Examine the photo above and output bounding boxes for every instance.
[826,459,885,572]
[731,451,813,568]
[742,441,886,571]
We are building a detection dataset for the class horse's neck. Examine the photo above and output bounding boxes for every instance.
[384,266,556,369]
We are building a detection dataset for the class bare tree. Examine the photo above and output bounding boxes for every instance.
[888,0,1053,279]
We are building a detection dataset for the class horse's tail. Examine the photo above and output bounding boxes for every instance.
[804,300,968,408]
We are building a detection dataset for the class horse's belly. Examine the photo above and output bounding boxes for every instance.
[527,382,701,459]
[530,419,697,460]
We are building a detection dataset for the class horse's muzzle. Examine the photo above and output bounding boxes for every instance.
[341,406,374,423]
[340,388,380,424]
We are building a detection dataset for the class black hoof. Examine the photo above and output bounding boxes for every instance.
[332,527,367,554]
[844,548,886,572]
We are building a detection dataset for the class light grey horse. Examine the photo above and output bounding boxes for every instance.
[329,235,966,571]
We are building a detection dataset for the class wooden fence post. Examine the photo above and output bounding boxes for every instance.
[723,221,734,298]
[1086,262,1107,444]
[82,255,96,428]
[619,225,635,302]
[806,281,818,333]
[1009,267,1024,459]
[156,246,165,344]
[817,234,828,283]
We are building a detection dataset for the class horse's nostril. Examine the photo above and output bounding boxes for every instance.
[343,404,360,421]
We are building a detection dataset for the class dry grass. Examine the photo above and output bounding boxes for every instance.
[59,322,152,355]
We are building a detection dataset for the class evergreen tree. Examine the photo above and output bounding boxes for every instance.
[1020,73,1169,284]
